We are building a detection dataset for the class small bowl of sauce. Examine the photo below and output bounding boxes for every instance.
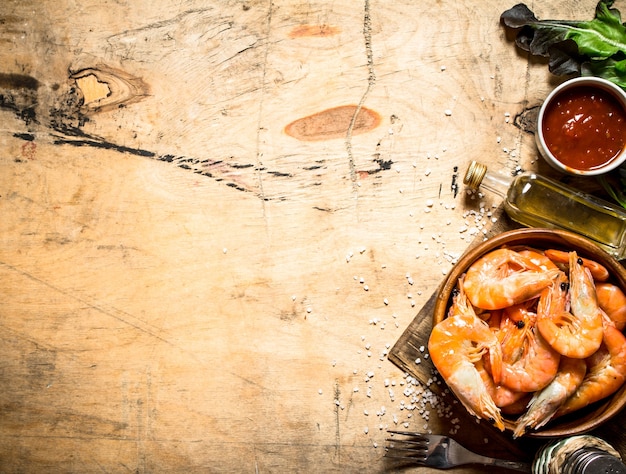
[536,77,626,176]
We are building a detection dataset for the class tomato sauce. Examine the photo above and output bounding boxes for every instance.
[542,85,626,171]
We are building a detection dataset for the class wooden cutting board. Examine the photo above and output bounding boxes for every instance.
[388,206,626,465]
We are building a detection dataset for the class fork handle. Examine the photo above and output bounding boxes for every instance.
[481,457,532,473]
[457,442,532,472]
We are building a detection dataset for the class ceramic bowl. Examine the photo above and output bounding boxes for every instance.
[432,228,626,437]
[536,76,626,176]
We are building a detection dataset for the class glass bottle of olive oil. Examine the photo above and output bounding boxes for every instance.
[464,160,626,259]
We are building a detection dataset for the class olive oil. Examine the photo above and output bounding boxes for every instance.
[464,161,626,259]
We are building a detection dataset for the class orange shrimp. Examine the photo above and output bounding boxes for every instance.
[463,248,561,310]
[446,275,478,319]
[596,283,626,331]
[512,357,586,438]
[497,304,560,393]
[544,248,610,282]
[429,278,505,431]
[537,252,604,359]
[501,392,533,416]
[476,359,528,411]
[515,247,559,271]
[555,324,626,418]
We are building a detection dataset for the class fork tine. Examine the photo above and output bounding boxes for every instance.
[385,438,428,450]
[384,431,430,460]
[384,448,427,461]
[384,453,427,461]
[385,438,428,451]
[386,430,431,441]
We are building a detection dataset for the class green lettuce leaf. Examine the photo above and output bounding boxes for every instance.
[501,1,626,79]
[582,56,626,88]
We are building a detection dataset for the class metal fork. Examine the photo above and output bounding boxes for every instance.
[385,431,532,472]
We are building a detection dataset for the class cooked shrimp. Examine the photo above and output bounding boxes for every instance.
[477,359,528,411]
[544,248,610,282]
[556,324,626,418]
[447,275,477,319]
[537,252,604,359]
[515,247,559,271]
[596,283,626,331]
[512,357,586,438]
[497,304,560,392]
[501,392,533,416]
[429,279,505,431]
[463,248,561,310]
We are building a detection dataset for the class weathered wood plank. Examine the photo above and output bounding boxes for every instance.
[1,0,617,472]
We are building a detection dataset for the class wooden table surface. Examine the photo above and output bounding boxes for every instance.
[1,0,623,472]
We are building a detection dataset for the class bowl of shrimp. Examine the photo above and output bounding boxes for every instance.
[430,228,626,438]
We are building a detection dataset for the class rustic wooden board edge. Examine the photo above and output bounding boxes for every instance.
[389,204,513,381]
[386,206,542,462]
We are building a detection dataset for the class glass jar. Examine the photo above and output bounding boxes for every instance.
[464,160,626,259]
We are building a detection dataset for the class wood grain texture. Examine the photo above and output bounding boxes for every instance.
[0,0,619,472]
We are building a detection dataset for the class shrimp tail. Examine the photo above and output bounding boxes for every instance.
[545,248,610,282]
[448,364,505,431]
[512,357,586,438]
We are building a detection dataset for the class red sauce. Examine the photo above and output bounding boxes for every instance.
[542,85,626,171]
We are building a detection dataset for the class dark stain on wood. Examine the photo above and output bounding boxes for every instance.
[0,68,321,200]
[23,347,56,390]
[357,156,393,178]
[284,105,381,141]
[514,105,540,134]
[0,73,40,124]
[53,137,156,158]
[451,165,459,198]
[0,72,40,90]
[288,24,341,38]
[13,132,35,141]
[267,170,292,177]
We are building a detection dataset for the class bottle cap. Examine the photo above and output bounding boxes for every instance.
[464,161,487,190]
